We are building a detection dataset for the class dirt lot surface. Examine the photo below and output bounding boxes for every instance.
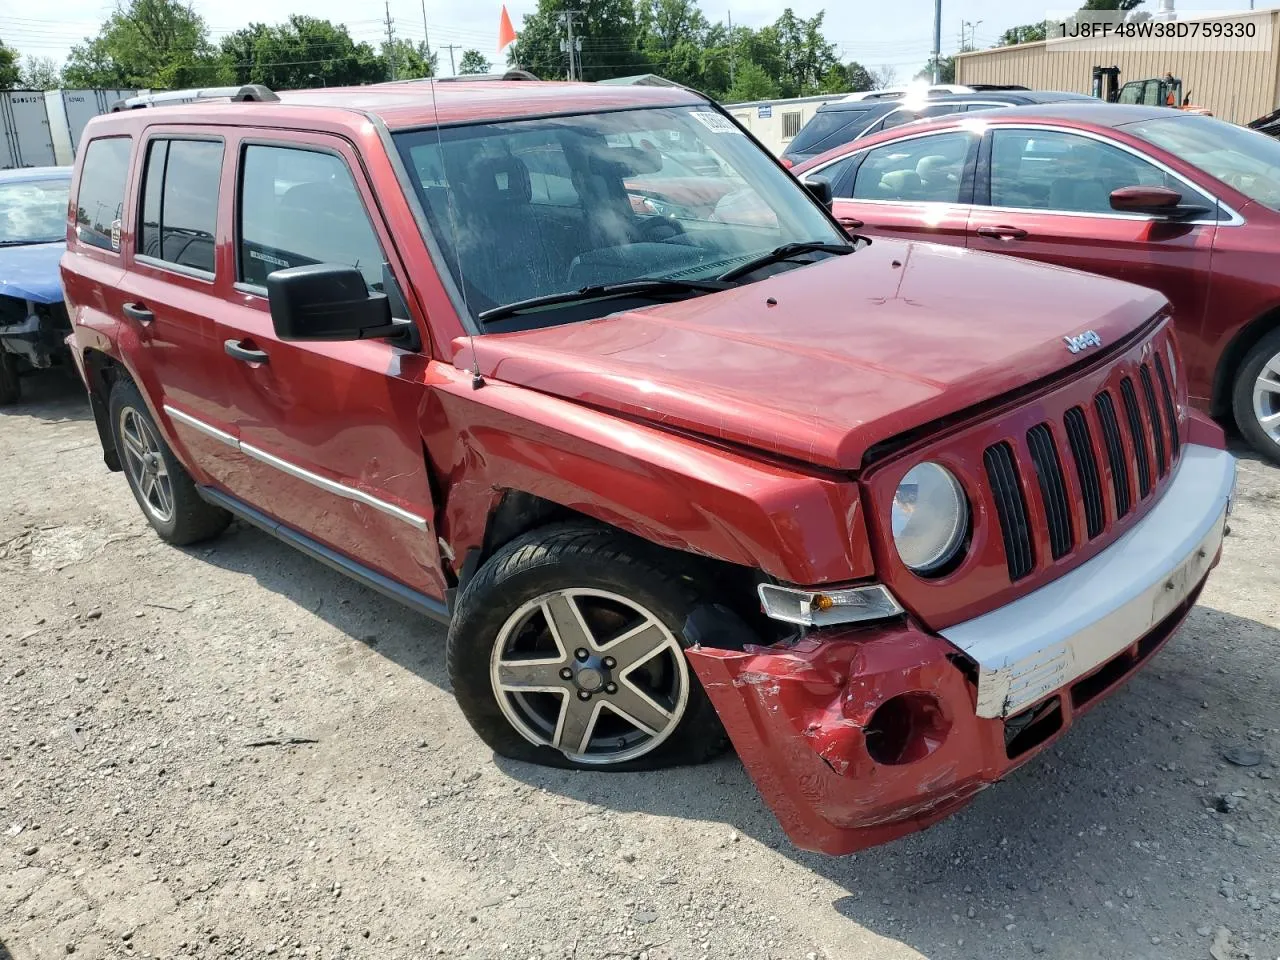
[2,372,1279,960]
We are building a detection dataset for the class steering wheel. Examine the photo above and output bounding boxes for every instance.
[635,215,687,243]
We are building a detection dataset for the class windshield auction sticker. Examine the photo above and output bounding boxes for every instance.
[1043,8,1271,52]
[690,111,739,134]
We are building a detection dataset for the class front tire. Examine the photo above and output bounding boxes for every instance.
[0,351,20,406]
[1232,328,1280,465]
[108,379,231,545]
[447,524,731,771]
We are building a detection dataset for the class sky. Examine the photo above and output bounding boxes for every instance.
[2,0,1278,80]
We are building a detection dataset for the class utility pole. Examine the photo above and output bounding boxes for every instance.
[962,19,982,50]
[441,43,460,75]
[931,0,942,83]
[420,0,432,60]
[384,0,397,81]
[727,9,735,86]
[559,10,583,81]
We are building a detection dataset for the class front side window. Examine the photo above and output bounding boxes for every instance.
[1127,114,1280,211]
[0,176,71,245]
[138,138,223,274]
[851,132,973,203]
[988,129,1214,214]
[877,103,962,134]
[74,136,132,252]
[237,145,385,289]
[394,105,847,326]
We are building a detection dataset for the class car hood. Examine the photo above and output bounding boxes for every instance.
[457,238,1166,471]
[0,241,65,304]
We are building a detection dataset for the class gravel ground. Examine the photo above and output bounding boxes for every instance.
[2,371,1279,960]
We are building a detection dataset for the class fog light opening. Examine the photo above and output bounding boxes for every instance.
[864,692,951,766]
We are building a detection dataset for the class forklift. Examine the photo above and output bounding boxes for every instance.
[1091,65,1212,114]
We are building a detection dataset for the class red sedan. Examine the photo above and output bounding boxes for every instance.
[793,102,1280,462]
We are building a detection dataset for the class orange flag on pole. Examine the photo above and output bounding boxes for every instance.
[498,5,518,52]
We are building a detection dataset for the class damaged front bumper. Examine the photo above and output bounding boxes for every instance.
[687,442,1236,855]
[0,299,72,369]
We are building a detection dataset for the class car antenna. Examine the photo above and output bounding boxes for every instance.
[426,73,484,389]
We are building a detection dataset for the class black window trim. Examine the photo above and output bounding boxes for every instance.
[135,132,225,283]
[73,134,134,258]
[974,122,1243,227]
[803,127,982,207]
[232,136,391,300]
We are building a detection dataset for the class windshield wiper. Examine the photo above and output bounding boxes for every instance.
[717,241,853,282]
[477,277,733,323]
[0,238,60,247]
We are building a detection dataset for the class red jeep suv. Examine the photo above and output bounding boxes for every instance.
[61,81,1235,855]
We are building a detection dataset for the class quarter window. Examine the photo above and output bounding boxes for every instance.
[988,129,1215,215]
[238,145,385,289]
[138,138,223,274]
[851,133,973,203]
[74,137,132,253]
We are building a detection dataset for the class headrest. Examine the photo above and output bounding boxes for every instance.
[916,155,954,178]
[460,155,532,206]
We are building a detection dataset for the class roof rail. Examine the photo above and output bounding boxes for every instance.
[110,84,279,111]
[384,69,540,85]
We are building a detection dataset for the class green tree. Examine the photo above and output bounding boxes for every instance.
[384,38,436,79]
[219,17,384,89]
[841,60,874,93]
[916,56,956,84]
[62,0,227,88]
[638,0,709,89]
[0,39,21,88]
[458,49,491,74]
[21,57,61,89]
[509,0,647,82]
[724,59,779,102]
[999,23,1048,45]
[1079,0,1143,9]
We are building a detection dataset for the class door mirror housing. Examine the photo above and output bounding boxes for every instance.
[267,264,406,342]
[804,176,834,211]
[1109,185,1212,220]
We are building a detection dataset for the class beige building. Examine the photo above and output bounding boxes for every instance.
[955,8,1280,125]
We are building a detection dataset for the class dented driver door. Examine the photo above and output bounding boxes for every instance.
[214,130,447,602]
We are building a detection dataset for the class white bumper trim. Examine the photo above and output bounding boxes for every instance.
[941,443,1236,719]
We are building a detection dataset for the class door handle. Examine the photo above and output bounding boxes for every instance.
[122,302,153,324]
[837,216,864,230]
[975,225,1028,240]
[224,339,269,364]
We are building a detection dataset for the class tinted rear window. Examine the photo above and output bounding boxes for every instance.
[783,107,876,158]
[74,136,132,252]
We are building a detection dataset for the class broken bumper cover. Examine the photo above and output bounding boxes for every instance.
[687,442,1235,856]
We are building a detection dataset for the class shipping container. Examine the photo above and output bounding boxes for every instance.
[1,90,56,169]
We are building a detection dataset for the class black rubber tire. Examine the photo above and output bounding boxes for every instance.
[1232,327,1280,466]
[447,523,733,771]
[0,351,20,406]
[108,379,232,545]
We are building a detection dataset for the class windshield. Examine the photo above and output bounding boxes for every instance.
[394,105,846,326]
[1126,114,1280,210]
[0,176,70,245]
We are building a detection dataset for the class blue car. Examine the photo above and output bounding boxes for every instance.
[0,166,74,404]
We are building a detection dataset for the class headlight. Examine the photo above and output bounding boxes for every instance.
[891,462,968,574]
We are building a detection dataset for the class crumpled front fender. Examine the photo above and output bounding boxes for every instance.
[687,624,1013,855]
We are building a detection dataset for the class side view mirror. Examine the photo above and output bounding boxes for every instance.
[267,264,406,342]
[803,176,834,211]
[1109,185,1211,220]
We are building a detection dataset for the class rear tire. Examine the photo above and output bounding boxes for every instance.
[1231,328,1280,466]
[447,523,733,771]
[0,351,20,406]
[108,379,231,545]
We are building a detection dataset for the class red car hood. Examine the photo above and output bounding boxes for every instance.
[457,238,1166,471]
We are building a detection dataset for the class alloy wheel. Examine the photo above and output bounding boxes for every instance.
[1253,349,1280,446]
[489,588,690,765]
[119,407,175,523]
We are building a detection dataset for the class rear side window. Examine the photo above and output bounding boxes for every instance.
[852,132,974,203]
[238,145,385,290]
[783,108,873,158]
[74,137,132,253]
[138,138,223,275]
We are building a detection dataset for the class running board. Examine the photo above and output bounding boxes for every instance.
[197,486,451,625]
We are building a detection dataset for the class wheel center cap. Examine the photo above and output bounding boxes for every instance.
[575,665,605,693]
